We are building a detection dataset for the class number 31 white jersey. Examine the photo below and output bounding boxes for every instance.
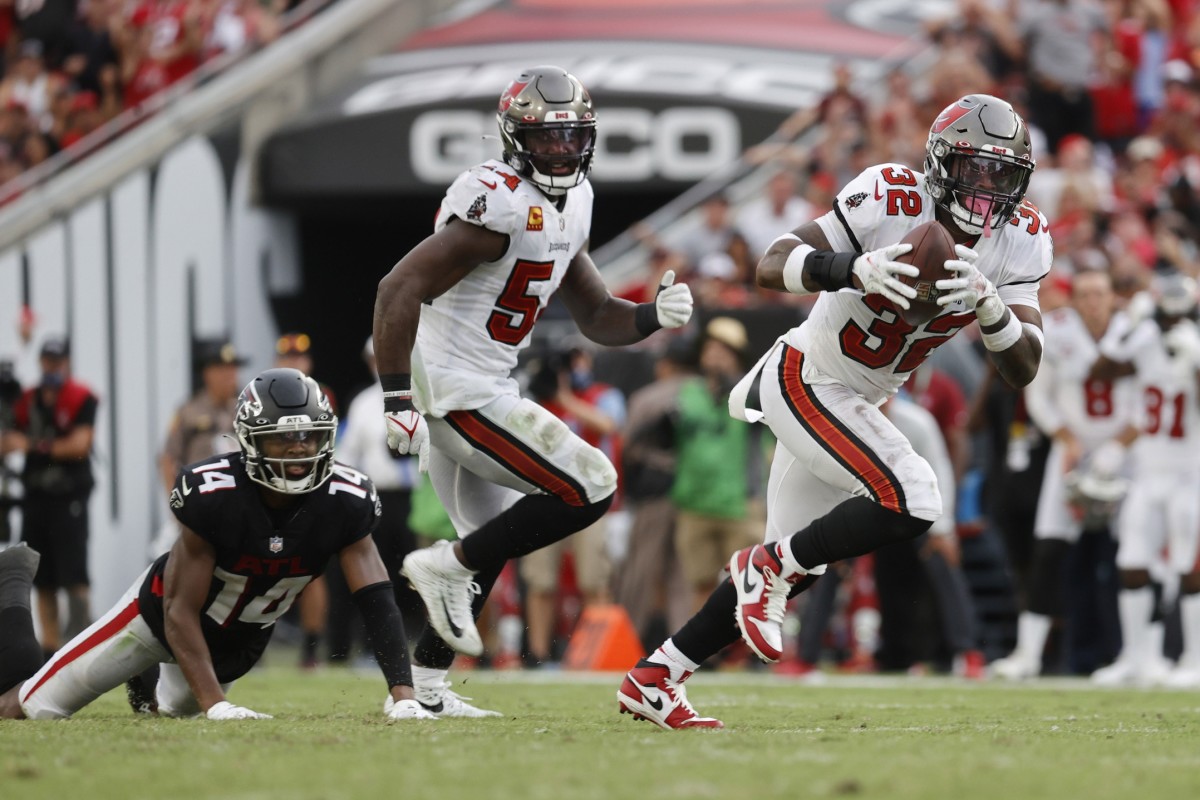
[413,159,594,417]
[792,163,1052,405]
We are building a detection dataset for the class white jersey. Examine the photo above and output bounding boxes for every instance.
[1024,307,1135,448]
[791,163,1053,405]
[413,159,594,417]
[1099,313,1200,472]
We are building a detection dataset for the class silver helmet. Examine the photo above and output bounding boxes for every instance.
[1152,271,1198,321]
[497,66,596,196]
[924,94,1035,236]
[235,368,337,494]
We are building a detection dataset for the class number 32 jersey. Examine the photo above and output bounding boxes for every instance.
[138,454,380,682]
[413,159,594,417]
[797,163,1053,405]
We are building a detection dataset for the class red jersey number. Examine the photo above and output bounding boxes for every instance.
[487,260,554,346]
[881,166,921,217]
[1083,380,1113,418]
[1145,386,1186,438]
[840,295,970,373]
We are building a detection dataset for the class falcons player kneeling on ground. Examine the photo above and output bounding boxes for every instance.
[618,94,1051,729]
[0,368,435,721]
[372,65,691,707]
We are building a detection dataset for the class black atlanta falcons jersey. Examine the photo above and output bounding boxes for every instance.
[139,453,381,682]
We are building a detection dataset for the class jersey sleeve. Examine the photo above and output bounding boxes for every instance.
[331,464,382,549]
[814,163,911,254]
[168,468,229,549]
[435,164,525,238]
[994,204,1053,307]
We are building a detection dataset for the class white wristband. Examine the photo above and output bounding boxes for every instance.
[783,243,816,295]
[975,295,1007,327]
[981,312,1023,352]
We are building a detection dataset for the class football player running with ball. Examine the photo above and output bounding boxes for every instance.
[0,368,434,721]
[618,94,1052,730]
[373,66,692,712]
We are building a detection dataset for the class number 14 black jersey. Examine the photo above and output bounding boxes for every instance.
[138,453,381,681]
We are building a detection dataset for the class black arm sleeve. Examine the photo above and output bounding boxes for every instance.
[352,581,413,690]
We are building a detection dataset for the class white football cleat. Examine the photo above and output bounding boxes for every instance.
[384,697,437,721]
[401,541,483,657]
[989,653,1039,681]
[1163,661,1200,689]
[1091,658,1139,687]
[414,676,501,718]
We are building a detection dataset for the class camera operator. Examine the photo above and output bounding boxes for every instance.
[0,338,98,657]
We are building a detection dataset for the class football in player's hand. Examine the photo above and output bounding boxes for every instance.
[895,220,957,325]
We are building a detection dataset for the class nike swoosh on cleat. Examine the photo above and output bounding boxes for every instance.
[441,596,464,638]
[741,560,758,595]
[641,689,664,712]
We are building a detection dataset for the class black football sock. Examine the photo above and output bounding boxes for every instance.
[459,493,613,571]
[1027,538,1070,617]
[0,544,39,610]
[672,579,739,665]
[413,560,505,670]
[0,607,44,695]
[671,574,821,667]
[788,496,932,570]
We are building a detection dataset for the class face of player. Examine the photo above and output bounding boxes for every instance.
[1072,272,1114,331]
[258,430,326,480]
[524,126,594,177]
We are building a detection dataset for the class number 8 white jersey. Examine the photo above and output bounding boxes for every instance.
[793,163,1052,405]
[413,159,594,417]
[1024,307,1136,448]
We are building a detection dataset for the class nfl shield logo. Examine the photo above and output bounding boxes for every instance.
[269,536,283,553]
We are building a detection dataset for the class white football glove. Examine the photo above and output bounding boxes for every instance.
[206,700,272,720]
[383,695,437,721]
[1125,291,1156,328]
[935,245,1005,324]
[385,408,430,473]
[654,270,693,329]
[852,244,918,309]
[1165,320,1200,366]
[1089,440,1127,480]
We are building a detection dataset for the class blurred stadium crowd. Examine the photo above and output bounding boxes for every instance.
[0,0,306,193]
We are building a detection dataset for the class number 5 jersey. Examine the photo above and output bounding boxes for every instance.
[413,159,594,417]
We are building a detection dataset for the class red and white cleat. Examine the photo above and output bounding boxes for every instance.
[730,543,801,663]
[617,659,724,731]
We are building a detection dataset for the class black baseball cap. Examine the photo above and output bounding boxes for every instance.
[39,336,69,360]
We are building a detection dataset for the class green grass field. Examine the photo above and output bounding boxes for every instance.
[4,668,1200,799]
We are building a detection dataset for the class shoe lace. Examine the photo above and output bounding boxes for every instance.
[762,568,792,626]
[442,578,481,623]
[668,680,701,718]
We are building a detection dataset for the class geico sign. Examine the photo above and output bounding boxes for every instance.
[411,107,740,184]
